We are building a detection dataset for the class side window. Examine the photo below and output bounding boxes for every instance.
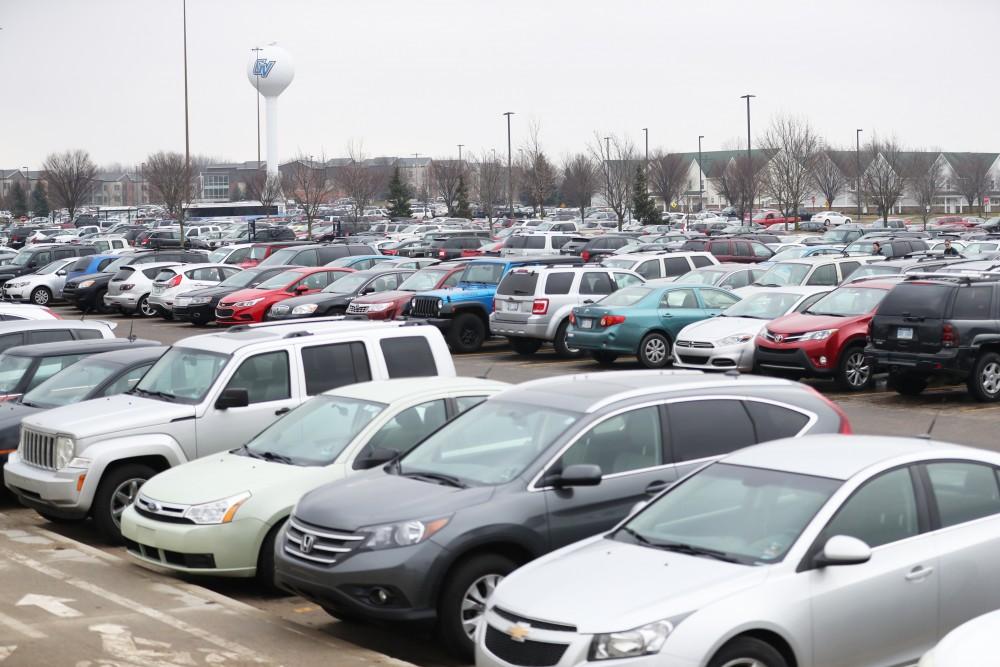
[99,363,154,397]
[0,333,23,353]
[952,286,993,319]
[613,272,643,289]
[839,261,860,281]
[552,236,570,249]
[556,406,663,475]
[74,329,104,341]
[806,264,838,286]
[637,260,662,279]
[455,395,488,413]
[700,289,740,309]
[544,272,574,295]
[296,249,319,266]
[300,272,331,290]
[29,329,74,344]
[228,247,250,263]
[580,272,614,295]
[442,271,462,288]
[370,274,401,292]
[709,241,731,257]
[380,336,437,378]
[661,289,698,309]
[224,351,290,404]
[361,399,448,462]
[796,293,827,312]
[752,243,773,258]
[734,241,752,257]
[189,267,220,281]
[744,400,810,441]
[720,270,751,289]
[28,354,87,391]
[926,462,1000,527]
[691,255,713,268]
[96,258,115,272]
[663,257,689,277]
[667,400,756,462]
[141,267,163,279]
[822,468,919,548]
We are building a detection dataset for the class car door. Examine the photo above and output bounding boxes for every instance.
[658,288,704,333]
[541,405,676,548]
[807,466,938,667]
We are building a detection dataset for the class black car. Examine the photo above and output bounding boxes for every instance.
[0,244,97,286]
[62,249,208,312]
[173,266,297,325]
[267,268,415,320]
[257,243,375,268]
[6,226,42,249]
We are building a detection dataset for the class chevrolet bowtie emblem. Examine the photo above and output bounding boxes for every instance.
[507,622,531,642]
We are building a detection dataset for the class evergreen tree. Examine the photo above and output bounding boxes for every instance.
[631,165,659,225]
[454,175,472,218]
[31,182,49,219]
[386,167,412,218]
[10,181,27,218]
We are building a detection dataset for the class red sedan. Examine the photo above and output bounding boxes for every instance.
[215,266,353,325]
[346,262,466,320]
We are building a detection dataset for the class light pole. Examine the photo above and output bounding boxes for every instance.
[181,0,191,240]
[698,135,705,212]
[457,144,464,164]
[252,47,262,166]
[856,128,863,220]
[503,112,514,216]
[642,128,649,163]
[604,136,611,157]
[740,94,755,217]
[22,167,29,217]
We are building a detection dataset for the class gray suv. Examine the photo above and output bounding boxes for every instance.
[273,370,849,658]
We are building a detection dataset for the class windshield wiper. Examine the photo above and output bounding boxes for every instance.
[402,471,467,488]
[652,540,743,563]
[753,282,783,287]
[619,527,655,546]
[129,388,177,401]
[258,451,295,465]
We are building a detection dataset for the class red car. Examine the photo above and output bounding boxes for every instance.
[215,266,353,324]
[750,210,800,227]
[753,280,897,391]
[346,262,467,320]
[239,242,308,268]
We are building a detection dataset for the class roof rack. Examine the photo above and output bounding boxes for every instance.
[846,274,907,284]
[903,270,1000,284]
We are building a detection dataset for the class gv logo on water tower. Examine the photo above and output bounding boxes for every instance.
[252,58,276,78]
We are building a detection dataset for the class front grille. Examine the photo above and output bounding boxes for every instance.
[346,302,370,314]
[215,307,234,319]
[675,340,714,349]
[283,517,365,566]
[20,427,55,469]
[134,495,192,524]
[270,304,290,316]
[493,607,577,632]
[678,354,709,365]
[410,296,439,318]
[484,626,568,667]
[759,346,798,355]
[763,330,804,343]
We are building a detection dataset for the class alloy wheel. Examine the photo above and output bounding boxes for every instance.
[460,325,479,347]
[110,478,144,528]
[644,338,667,364]
[981,361,1000,395]
[460,574,503,639]
[844,351,870,387]
[32,289,49,305]
[720,660,768,667]
[139,298,156,317]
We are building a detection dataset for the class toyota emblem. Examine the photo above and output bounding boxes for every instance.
[774,334,784,343]
[300,534,315,554]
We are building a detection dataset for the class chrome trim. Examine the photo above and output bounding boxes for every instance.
[288,518,364,541]
[284,532,351,553]
[282,545,337,565]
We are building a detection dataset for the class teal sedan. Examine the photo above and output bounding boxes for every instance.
[567,283,741,368]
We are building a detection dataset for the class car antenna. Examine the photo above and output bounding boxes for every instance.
[127,315,136,343]
[917,410,942,440]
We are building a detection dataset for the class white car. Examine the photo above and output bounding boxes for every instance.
[0,303,62,320]
[103,261,181,317]
[2,257,78,305]
[147,263,243,317]
[919,609,1000,666]
[673,286,831,371]
[477,435,1000,667]
[812,211,852,227]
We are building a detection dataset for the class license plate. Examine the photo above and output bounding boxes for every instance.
[579,318,593,329]
[897,327,913,340]
[506,301,521,312]
[152,285,163,294]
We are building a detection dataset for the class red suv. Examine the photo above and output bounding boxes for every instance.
[215,266,353,324]
[681,237,773,263]
[240,242,310,268]
[346,262,467,320]
[753,280,897,391]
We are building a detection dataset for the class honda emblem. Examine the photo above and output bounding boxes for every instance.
[300,534,315,554]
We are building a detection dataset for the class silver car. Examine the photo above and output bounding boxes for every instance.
[2,257,78,305]
[477,435,1000,667]
[103,261,180,317]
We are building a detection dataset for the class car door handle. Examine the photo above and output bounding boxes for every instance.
[274,407,291,416]
[905,566,934,582]
[645,480,670,495]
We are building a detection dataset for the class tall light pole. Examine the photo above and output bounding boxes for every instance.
[642,128,649,163]
[457,144,464,164]
[698,135,705,212]
[181,0,190,240]
[503,112,514,217]
[22,167,29,216]
[252,46,262,166]
[856,128,863,220]
[604,136,611,157]
[740,94,755,217]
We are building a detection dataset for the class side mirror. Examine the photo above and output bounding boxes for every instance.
[355,445,399,470]
[56,270,66,276]
[295,284,310,293]
[215,387,249,410]
[362,285,376,295]
[814,535,872,568]
[550,463,603,488]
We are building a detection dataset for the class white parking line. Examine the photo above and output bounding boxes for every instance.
[0,609,44,640]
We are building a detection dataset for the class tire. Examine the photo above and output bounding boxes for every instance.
[92,463,156,545]
[638,332,671,369]
[508,336,542,356]
[137,295,157,318]
[36,509,84,524]
[835,345,872,391]
[255,520,288,594]
[968,351,1000,402]
[554,320,584,358]
[888,371,929,396]
[591,351,618,366]
[437,554,518,660]
[707,636,788,667]
[447,312,487,353]
[30,287,51,306]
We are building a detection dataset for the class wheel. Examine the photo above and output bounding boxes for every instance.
[968,352,1000,402]
[508,336,542,356]
[835,346,872,391]
[888,371,928,396]
[137,295,157,318]
[554,320,584,358]
[255,519,289,594]
[707,636,788,667]
[638,332,671,369]
[92,463,156,545]
[35,509,84,524]
[30,287,51,306]
[437,553,518,660]
[447,312,487,353]
[590,351,618,366]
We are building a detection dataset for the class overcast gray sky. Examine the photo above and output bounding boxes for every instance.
[3,0,997,168]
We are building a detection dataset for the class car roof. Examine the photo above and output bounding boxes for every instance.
[175,262,237,271]
[329,377,510,403]
[0,320,112,333]
[174,319,430,354]
[606,251,712,261]
[79,345,167,366]
[4,338,159,358]
[736,285,831,297]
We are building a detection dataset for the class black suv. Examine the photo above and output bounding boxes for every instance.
[0,244,97,286]
[576,235,634,262]
[846,236,929,258]
[867,275,1000,400]
[256,243,375,267]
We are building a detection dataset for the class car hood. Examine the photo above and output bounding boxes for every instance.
[351,290,412,305]
[293,470,494,530]
[492,536,767,634]
[678,316,767,341]
[926,609,1000,665]
[766,312,853,334]
[277,292,343,308]
[220,287,276,305]
[178,285,236,299]
[22,394,195,440]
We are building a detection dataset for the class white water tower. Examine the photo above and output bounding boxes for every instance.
[247,43,295,175]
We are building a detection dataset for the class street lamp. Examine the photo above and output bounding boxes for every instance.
[457,144,464,164]
[182,0,191,239]
[604,136,611,157]
[740,94,755,217]
[698,135,705,212]
[642,128,649,164]
[503,112,514,216]
[856,128,863,220]
[22,167,29,217]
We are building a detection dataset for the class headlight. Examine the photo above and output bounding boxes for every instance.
[54,436,75,470]
[363,517,450,550]
[291,303,318,315]
[188,296,212,305]
[366,302,392,312]
[800,328,837,341]
[9,281,26,288]
[78,280,95,288]
[590,620,676,660]
[436,299,444,311]
[183,491,251,525]
[718,333,754,346]
[233,298,263,308]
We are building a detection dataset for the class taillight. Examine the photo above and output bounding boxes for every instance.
[439,250,447,258]
[167,275,182,288]
[600,314,626,327]
[120,284,134,291]
[531,299,549,315]
[581,250,590,261]
[568,312,576,324]
[942,323,958,347]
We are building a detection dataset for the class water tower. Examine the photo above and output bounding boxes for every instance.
[247,43,295,175]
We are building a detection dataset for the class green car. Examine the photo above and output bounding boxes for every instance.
[566,283,741,368]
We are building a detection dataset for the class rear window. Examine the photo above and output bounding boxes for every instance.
[380,337,437,378]
[877,283,953,318]
[497,272,539,296]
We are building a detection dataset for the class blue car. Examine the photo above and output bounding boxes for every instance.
[66,254,119,281]
[325,254,386,270]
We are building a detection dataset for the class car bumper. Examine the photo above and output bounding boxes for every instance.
[64,286,101,307]
[147,297,174,311]
[172,304,214,322]
[755,342,835,377]
[490,316,550,340]
[120,506,264,577]
[215,306,262,325]
[4,454,90,518]
[3,286,28,301]
[564,326,635,354]
[398,316,453,333]
[104,292,139,311]
[673,342,753,371]
[866,347,975,375]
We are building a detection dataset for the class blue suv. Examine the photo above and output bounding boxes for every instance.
[406,255,582,352]
[67,254,119,282]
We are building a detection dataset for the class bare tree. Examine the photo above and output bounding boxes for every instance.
[431,158,465,215]
[42,149,97,221]
[905,152,943,229]
[283,154,335,239]
[648,151,687,215]
[520,121,558,217]
[811,151,849,209]
[142,151,190,217]
[759,116,819,226]
[952,153,994,216]
[863,137,907,223]
[711,159,741,211]
[245,169,283,211]
[475,150,504,230]
[590,133,636,230]
[560,154,597,221]
[335,142,390,222]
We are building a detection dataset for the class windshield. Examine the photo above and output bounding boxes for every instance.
[399,400,579,486]
[36,261,67,275]
[104,256,134,273]
[822,230,853,243]
[133,347,229,403]
[723,291,803,319]
[246,395,385,466]
[208,248,231,263]
[322,272,369,294]
[401,225,421,233]
[460,263,504,284]
[617,463,839,565]
[258,248,298,267]
[805,286,887,317]
[8,252,32,266]
[675,269,724,285]
[399,269,447,292]
[755,263,810,286]
[21,359,120,408]
[219,269,265,288]
[846,241,876,254]
[0,355,32,393]
[255,269,302,290]
[770,247,808,262]
[966,242,999,254]
[598,286,652,307]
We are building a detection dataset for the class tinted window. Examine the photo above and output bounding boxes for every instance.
[525,236,545,249]
[544,272,574,295]
[745,401,810,442]
[301,342,371,395]
[224,351,290,404]
[691,255,713,268]
[806,264,838,286]
[663,257,690,277]
[952,286,993,319]
[636,260,662,279]
[668,399,756,462]
[497,272,539,296]
[380,336,437,378]
[710,241,731,257]
[839,261,860,280]
[29,329,74,344]
[557,406,662,475]
[295,249,319,266]
[0,333,26,353]
[700,289,739,309]
[927,462,1000,527]
[823,468,918,548]
[75,329,104,341]
[878,284,952,318]
[580,272,614,295]
[734,241,752,257]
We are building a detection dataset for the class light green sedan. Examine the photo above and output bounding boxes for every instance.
[119,376,509,585]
